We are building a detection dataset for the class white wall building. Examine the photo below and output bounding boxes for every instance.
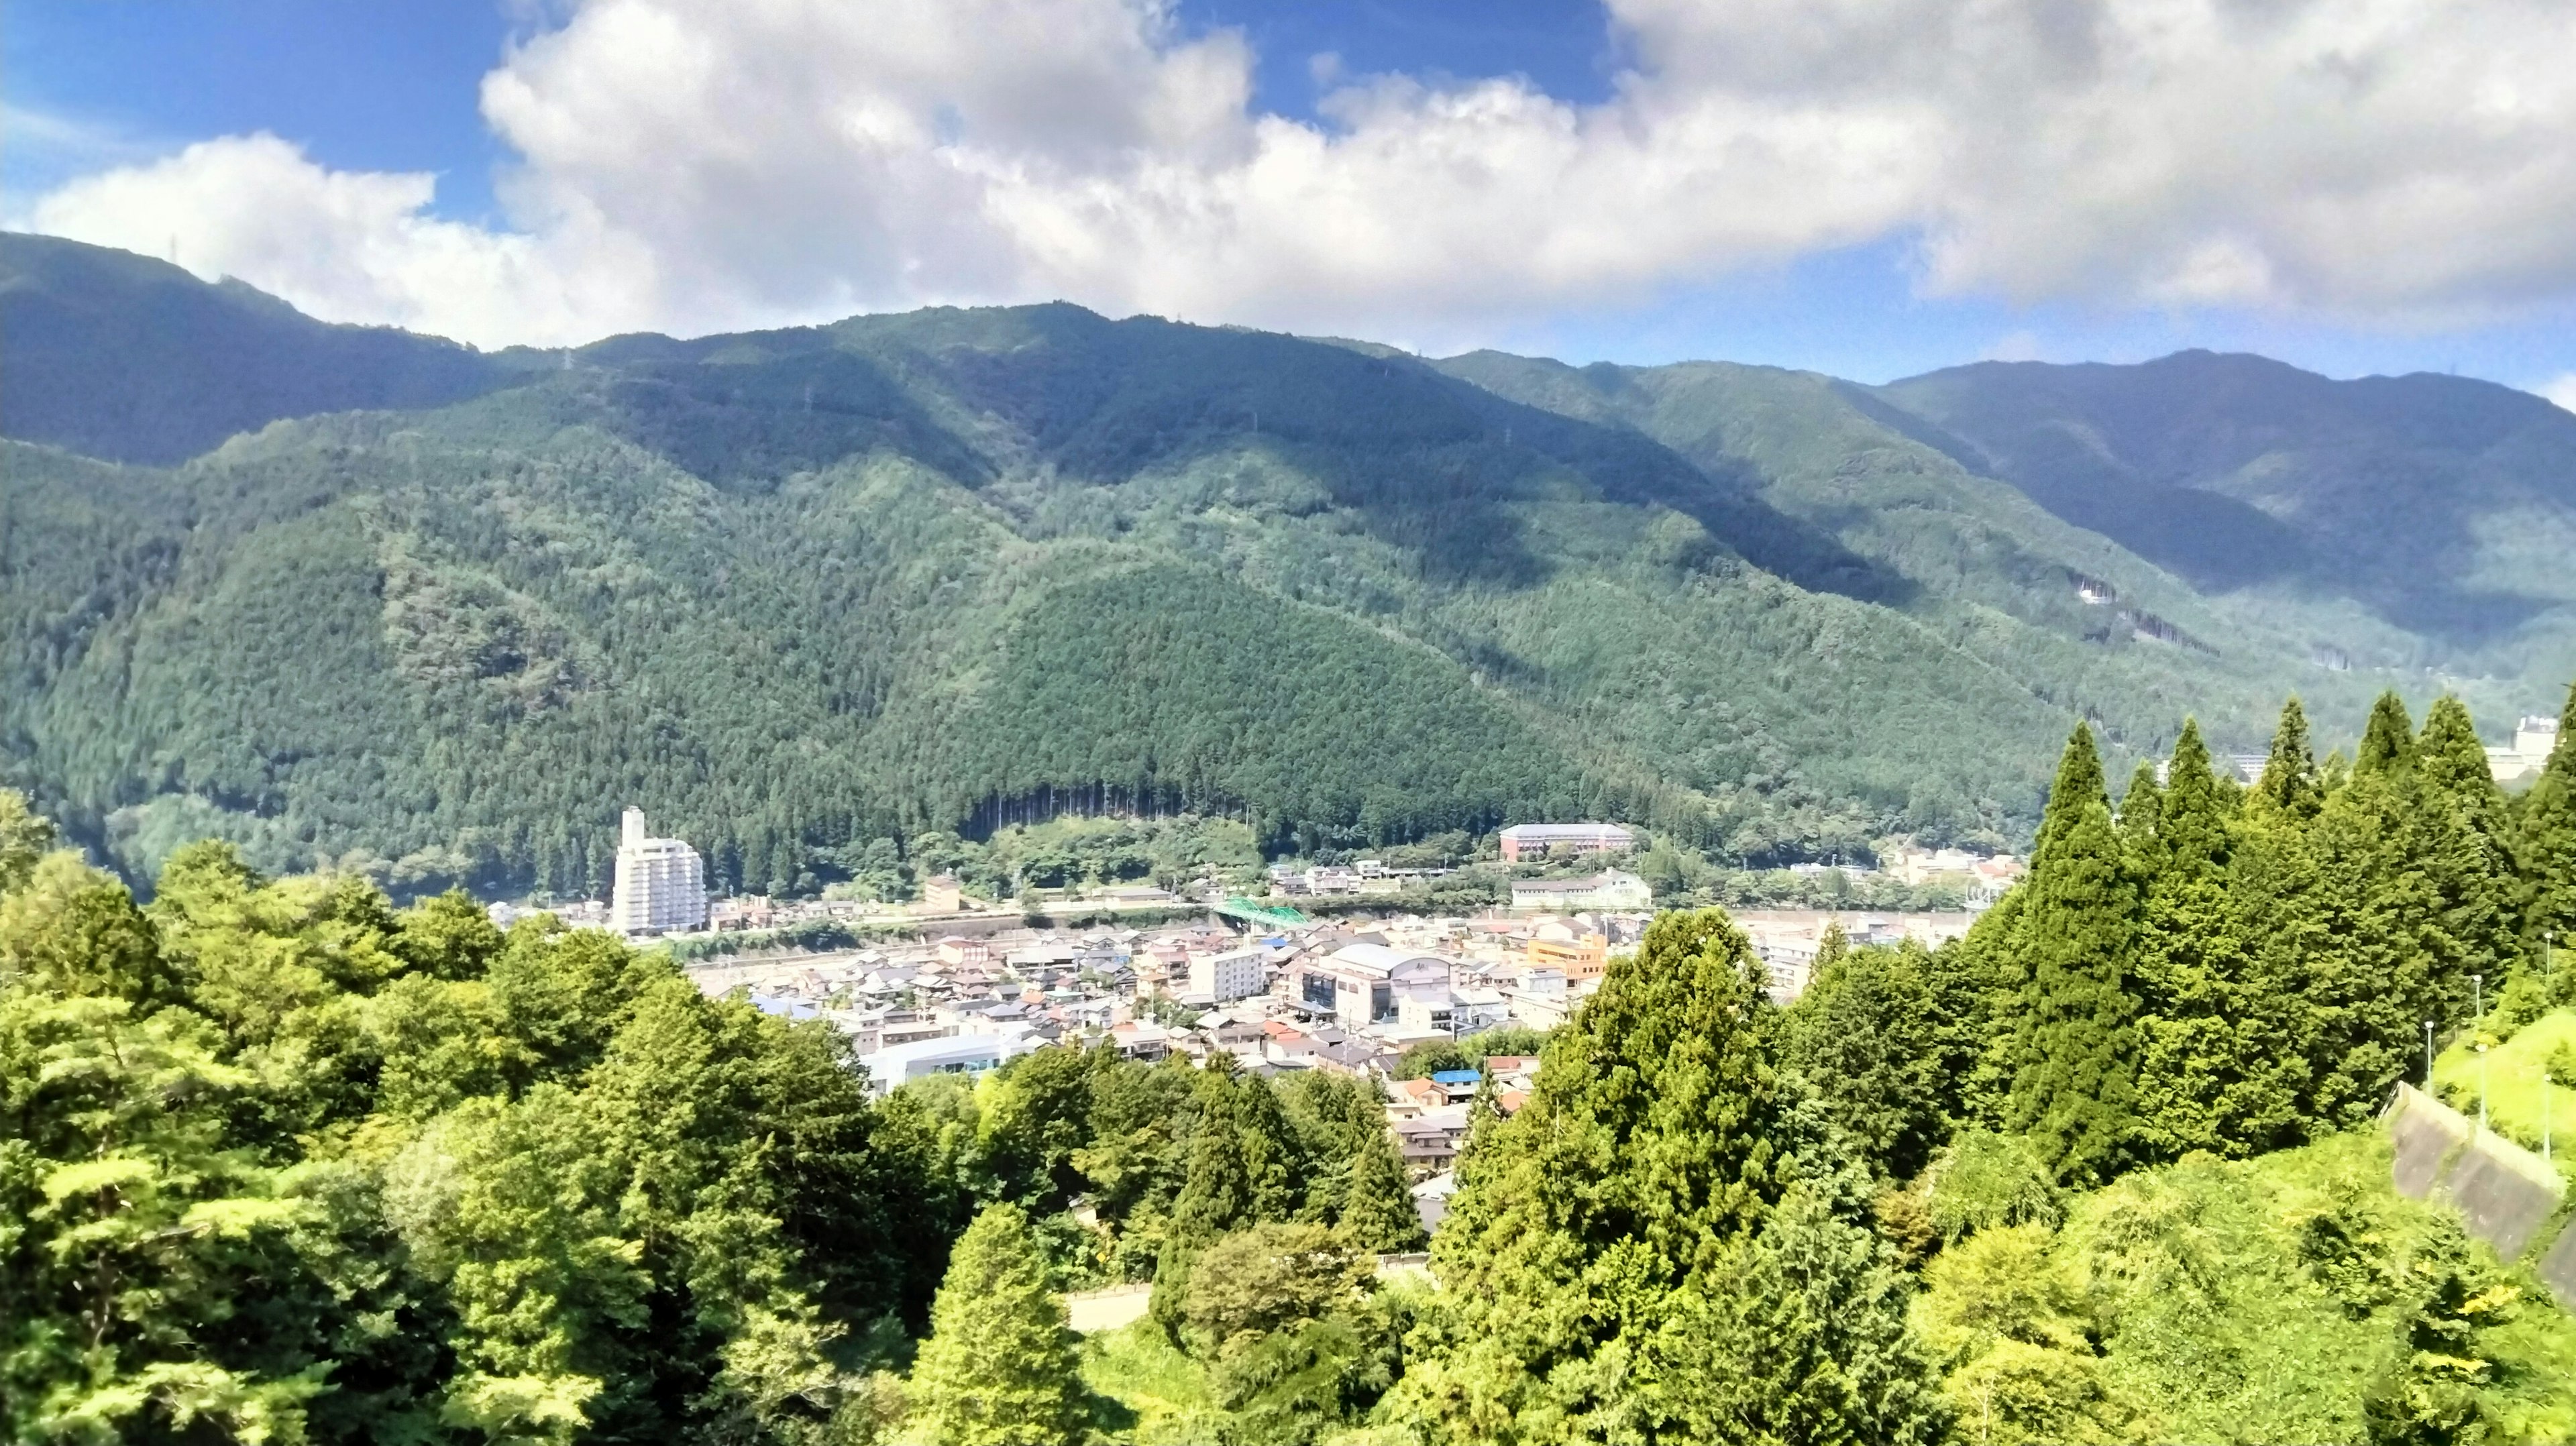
[611,806,707,936]
[1189,948,1268,1003]
[2489,715,2562,785]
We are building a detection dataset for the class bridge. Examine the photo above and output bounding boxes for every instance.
[1212,897,1311,930]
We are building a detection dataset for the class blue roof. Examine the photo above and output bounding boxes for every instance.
[1430,1070,1483,1085]
[747,994,818,1021]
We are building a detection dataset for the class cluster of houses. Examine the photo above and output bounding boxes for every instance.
[669,895,1980,1232]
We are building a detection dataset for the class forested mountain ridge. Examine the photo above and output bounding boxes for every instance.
[0,232,512,465]
[1873,351,2576,673]
[3,233,2567,897]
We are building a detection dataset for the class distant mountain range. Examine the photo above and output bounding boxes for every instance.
[4,231,2569,896]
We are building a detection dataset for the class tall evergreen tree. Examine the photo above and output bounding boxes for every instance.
[2520,683,2576,986]
[2356,691,2420,780]
[2415,696,2524,988]
[2131,721,2298,1158]
[2256,697,2326,821]
[1234,1075,1304,1225]
[2006,723,2142,1185]
[1336,1123,1426,1254]
[1650,1183,1947,1446]
[910,1203,1088,1446]
[1402,910,1795,1441]
[1782,942,1945,1181]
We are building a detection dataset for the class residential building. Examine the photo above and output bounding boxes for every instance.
[1527,930,1609,983]
[1451,985,1509,1035]
[611,807,708,936]
[1189,947,1268,1003]
[1412,1170,1458,1233]
[1391,1106,1473,1173]
[1508,871,1652,912]
[919,875,964,912]
[2489,715,2563,784]
[1498,822,1635,862]
[934,936,991,968]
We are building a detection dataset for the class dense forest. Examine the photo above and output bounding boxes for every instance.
[11,235,2574,901]
[6,681,2576,1442]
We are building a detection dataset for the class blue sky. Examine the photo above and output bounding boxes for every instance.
[10,0,2575,393]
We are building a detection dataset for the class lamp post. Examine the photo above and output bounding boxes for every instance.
[2546,1067,2555,1166]
[2425,1019,2436,1086]
[2473,972,2483,1026]
[2478,1042,2489,1136]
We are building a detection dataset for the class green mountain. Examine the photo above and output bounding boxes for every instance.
[1,233,2567,896]
[0,233,511,465]
[1872,351,2576,675]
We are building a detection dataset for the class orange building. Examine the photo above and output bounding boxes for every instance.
[1527,934,1608,983]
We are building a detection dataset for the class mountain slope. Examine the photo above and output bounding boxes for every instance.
[3,235,2568,896]
[1429,351,2455,757]
[1873,351,2576,675]
[0,231,512,463]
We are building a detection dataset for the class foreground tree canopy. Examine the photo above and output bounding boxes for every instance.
[2,680,2573,1443]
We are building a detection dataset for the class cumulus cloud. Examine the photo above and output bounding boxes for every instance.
[27,0,2576,347]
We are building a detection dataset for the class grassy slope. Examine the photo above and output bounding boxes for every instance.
[2433,1009,2576,1180]
[1079,1321,1226,1446]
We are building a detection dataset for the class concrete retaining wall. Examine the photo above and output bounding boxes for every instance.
[2385,1084,2575,1304]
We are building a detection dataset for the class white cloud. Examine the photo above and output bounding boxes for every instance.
[26,0,2576,347]
[2541,374,2576,414]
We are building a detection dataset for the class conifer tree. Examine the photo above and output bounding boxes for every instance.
[2356,691,2420,780]
[1172,1068,1256,1241]
[2306,704,2451,1120]
[1234,1074,1303,1225]
[2120,761,2163,854]
[2131,721,2298,1158]
[2256,697,2325,820]
[2415,696,2524,988]
[1336,1124,1426,1254]
[1783,941,1945,1180]
[910,1203,1087,1446]
[2520,682,2576,984]
[2006,723,2142,1185]
[1402,910,1793,1440]
[1652,1183,1947,1446]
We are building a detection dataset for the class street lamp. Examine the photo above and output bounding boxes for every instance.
[2546,1067,2555,1166]
[2478,1042,2489,1136]
[2425,1019,2436,1087]
[2473,972,2483,1026]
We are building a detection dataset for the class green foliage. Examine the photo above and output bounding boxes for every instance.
[0,794,940,1446]
[1921,1130,2064,1245]
[2521,684,2576,960]
[1397,909,1947,1442]
[910,1203,1089,1446]
[1649,1182,1948,1446]
[1782,939,1946,1180]
[1921,1135,2576,1445]
[1181,1223,1371,1358]
[36,235,2573,901]
[2005,724,2143,1184]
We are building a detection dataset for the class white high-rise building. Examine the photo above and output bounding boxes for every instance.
[611,806,706,936]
